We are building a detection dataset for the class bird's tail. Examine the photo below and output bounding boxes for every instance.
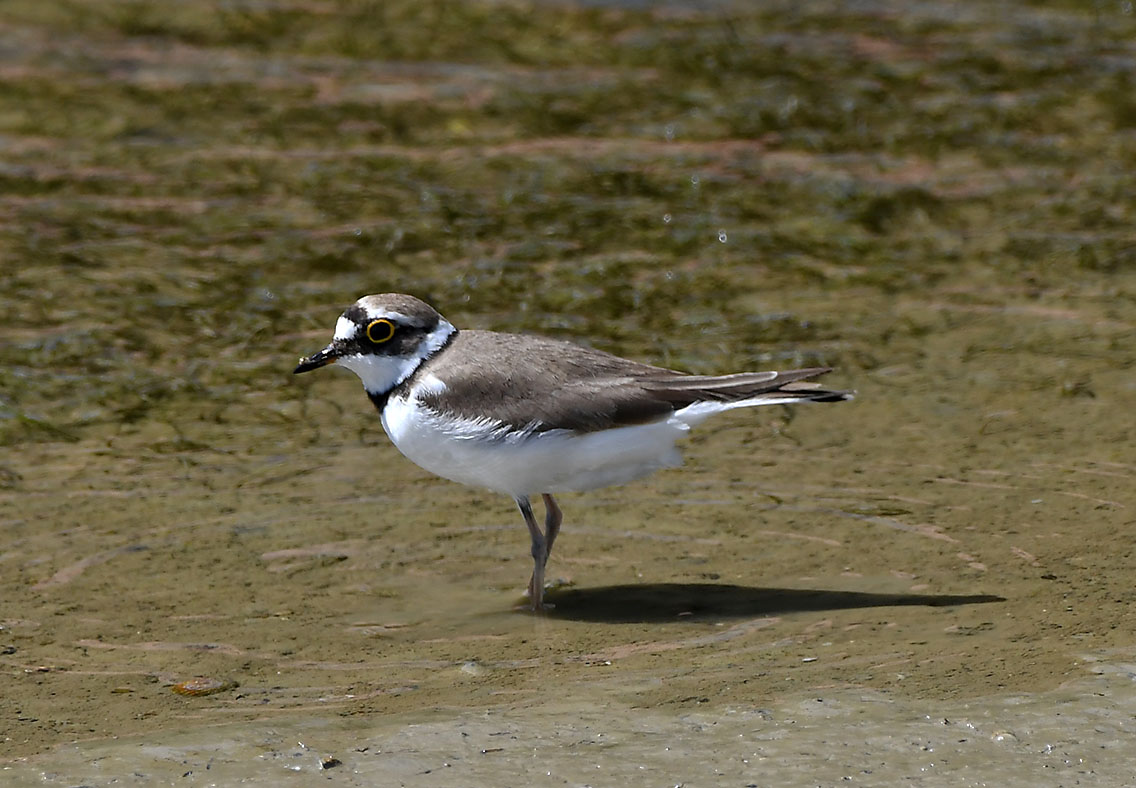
[647,367,853,426]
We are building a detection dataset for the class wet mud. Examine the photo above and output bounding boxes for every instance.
[1,0,1135,783]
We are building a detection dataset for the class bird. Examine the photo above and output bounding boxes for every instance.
[294,293,852,610]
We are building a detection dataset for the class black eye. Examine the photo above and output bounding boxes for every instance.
[366,319,396,344]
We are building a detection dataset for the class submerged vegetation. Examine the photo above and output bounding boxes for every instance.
[1,0,1133,445]
[2,0,1136,764]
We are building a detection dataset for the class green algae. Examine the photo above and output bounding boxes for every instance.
[1,0,1135,764]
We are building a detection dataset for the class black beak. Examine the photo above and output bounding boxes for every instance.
[294,344,339,374]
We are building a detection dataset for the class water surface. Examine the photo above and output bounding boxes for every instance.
[1,0,1134,781]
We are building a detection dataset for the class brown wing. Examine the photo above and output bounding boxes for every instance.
[412,330,849,434]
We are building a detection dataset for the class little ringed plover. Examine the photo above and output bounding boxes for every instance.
[295,293,852,610]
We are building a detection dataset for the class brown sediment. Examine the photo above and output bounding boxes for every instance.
[1,0,1134,772]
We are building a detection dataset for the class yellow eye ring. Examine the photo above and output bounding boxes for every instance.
[365,319,396,344]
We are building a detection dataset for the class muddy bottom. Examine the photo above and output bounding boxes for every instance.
[3,0,1136,782]
[7,665,1136,787]
[5,281,1136,779]
[4,328,1135,779]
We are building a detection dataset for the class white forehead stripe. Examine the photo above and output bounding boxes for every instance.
[364,307,412,322]
[333,315,358,341]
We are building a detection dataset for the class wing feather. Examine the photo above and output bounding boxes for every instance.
[411,331,850,434]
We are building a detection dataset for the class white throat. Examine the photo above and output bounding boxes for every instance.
[337,319,455,396]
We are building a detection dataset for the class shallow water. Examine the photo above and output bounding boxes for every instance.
[2,0,1136,781]
[8,666,1136,786]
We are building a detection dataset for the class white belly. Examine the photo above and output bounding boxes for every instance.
[380,394,689,497]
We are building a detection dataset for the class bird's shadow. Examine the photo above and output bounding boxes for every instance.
[542,583,1003,623]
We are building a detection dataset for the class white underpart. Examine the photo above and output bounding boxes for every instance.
[336,319,455,396]
[381,386,809,497]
